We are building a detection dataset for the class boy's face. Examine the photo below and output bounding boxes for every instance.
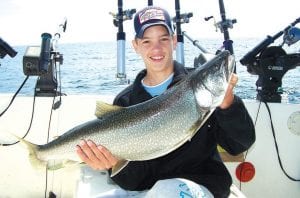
[132,25,177,74]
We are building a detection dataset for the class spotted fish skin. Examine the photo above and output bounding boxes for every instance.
[18,50,235,175]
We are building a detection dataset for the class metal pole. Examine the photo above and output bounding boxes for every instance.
[182,31,209,54]
[175,0,185,65]
[116,0,126,81]
[217,0,238,73]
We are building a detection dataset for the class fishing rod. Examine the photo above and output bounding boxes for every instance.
[197,0,236,70]
[0,37,17,60]
[173,0,193,65]
[182,31,209,54]
[217,0,236,55]
[0,37,17,67]
[51,18,67,109]
[110,0,135,83]
[204,0,236,55]
[116,0,126,81]
[182,31,217,67]
[240,17,300,67]
[174,0,184,65]
[52,18,67,52]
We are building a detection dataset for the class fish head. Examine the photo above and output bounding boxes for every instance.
[189,50,235,110]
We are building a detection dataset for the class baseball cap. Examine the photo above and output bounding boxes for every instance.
[134,6,173,39]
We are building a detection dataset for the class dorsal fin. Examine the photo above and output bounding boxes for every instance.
[95,101,124,118]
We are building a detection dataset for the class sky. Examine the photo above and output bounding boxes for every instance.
[0,0,299,46]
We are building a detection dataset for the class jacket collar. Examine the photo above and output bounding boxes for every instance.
[129,61,190,105]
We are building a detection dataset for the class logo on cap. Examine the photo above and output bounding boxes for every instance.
[139,8,165,24]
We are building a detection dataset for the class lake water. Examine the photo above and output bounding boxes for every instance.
[0,38,299,103]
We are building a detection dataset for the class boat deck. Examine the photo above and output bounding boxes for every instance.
[0,94,299,197]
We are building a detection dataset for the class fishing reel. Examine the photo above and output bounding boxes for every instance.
[216,18,237,34]
[283,26,300,46]
[110,9,136,27]
[172,12,193,25]
[204,16,237,34]
[240,18,300,102]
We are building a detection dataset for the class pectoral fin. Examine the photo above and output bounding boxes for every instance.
[110,159,129,177]
[47,159,81,170]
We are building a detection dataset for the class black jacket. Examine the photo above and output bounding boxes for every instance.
[111,61,255,198]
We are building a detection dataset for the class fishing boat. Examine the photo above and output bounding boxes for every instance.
[0,0,299,197]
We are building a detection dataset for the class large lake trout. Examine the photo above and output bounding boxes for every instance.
[16,50,235,176]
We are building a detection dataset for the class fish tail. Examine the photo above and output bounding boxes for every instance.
[10,133,47,170]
